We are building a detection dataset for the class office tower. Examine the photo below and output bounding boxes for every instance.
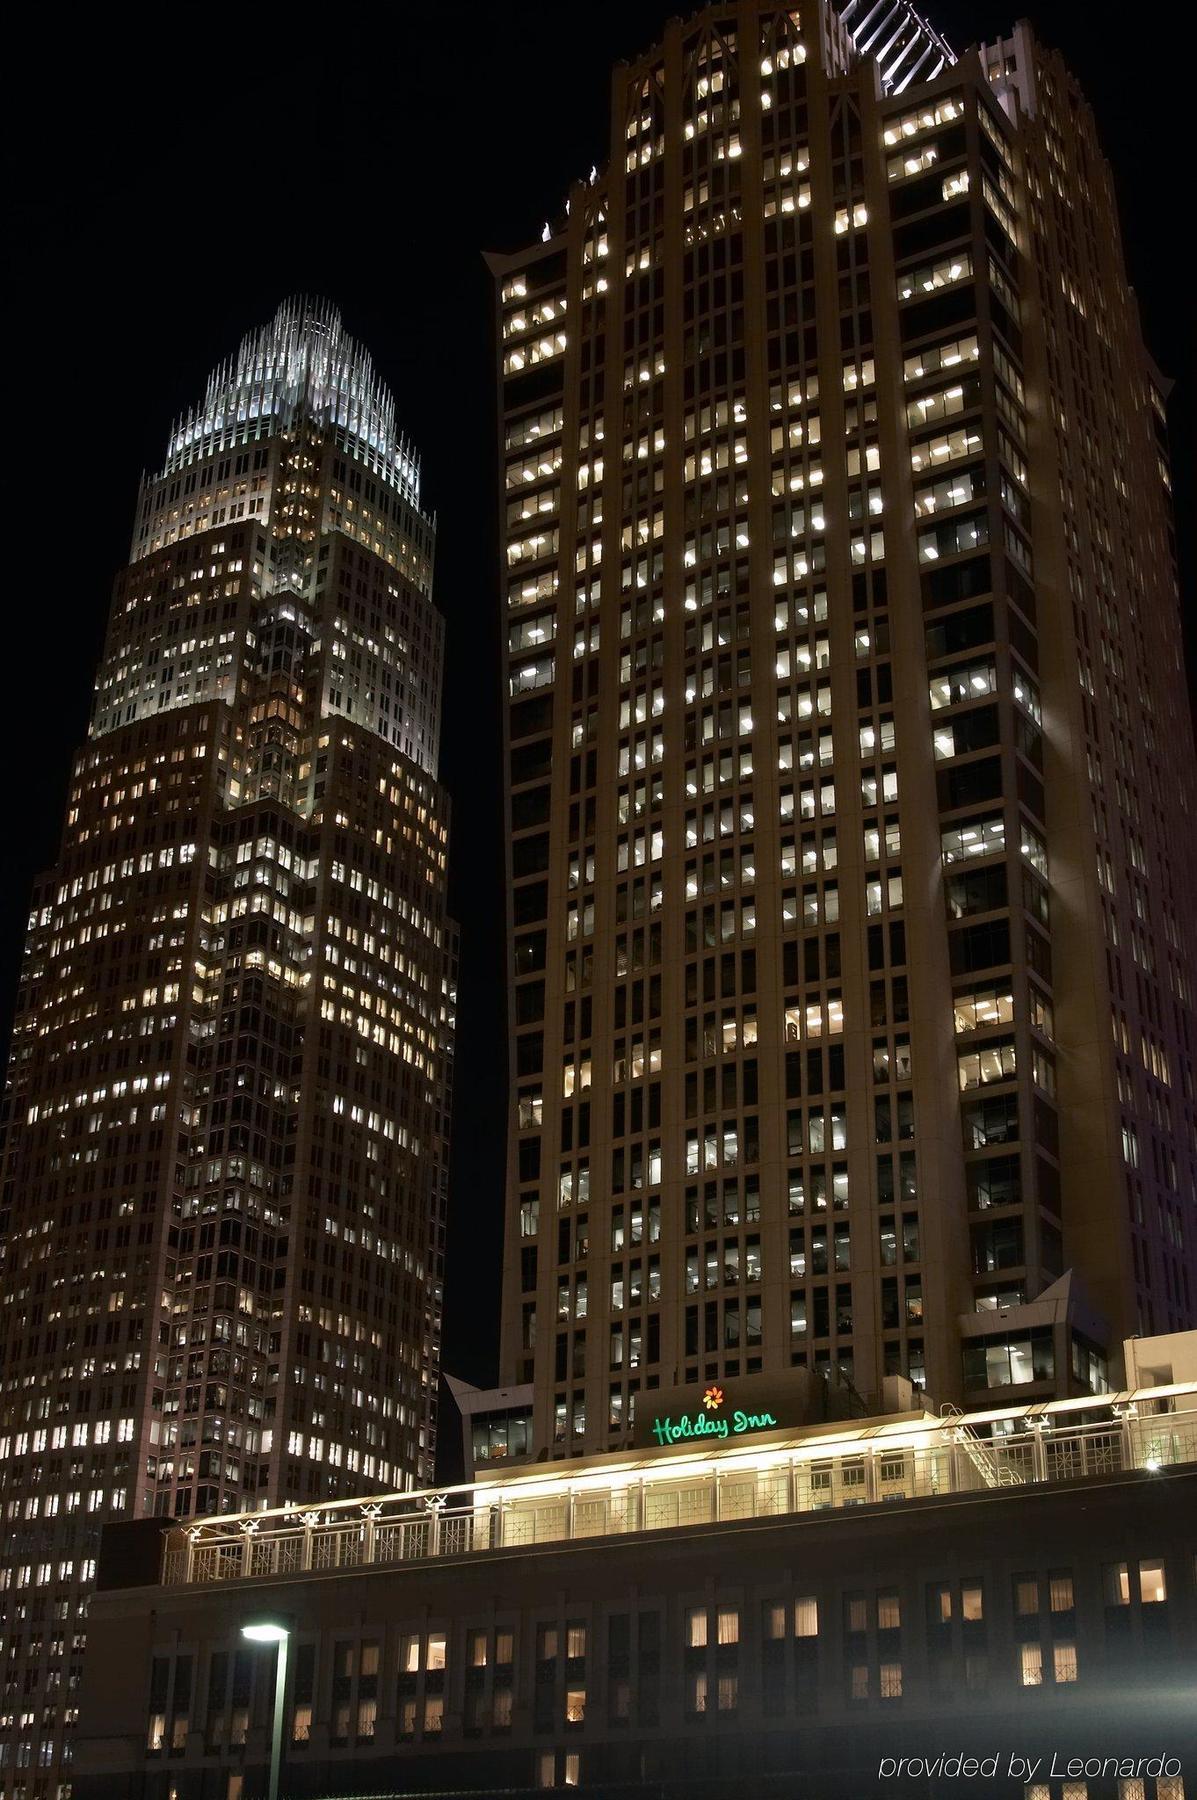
[0,299,456,1794]
[492,0,1196,1461]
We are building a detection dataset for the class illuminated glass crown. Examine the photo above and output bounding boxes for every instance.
[163,297,420,505]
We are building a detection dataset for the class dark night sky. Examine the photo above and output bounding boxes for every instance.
[2,3,1192,1393]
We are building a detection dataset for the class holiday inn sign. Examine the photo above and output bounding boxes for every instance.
[630,1367,839,1451]
[649,1384,779,1448]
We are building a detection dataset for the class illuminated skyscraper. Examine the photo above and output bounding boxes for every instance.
[491,1,1196,1463]
[0,300,456,1792]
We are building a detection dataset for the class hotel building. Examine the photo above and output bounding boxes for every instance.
[72,1339,1197,1797]
[489,0,1197,1464]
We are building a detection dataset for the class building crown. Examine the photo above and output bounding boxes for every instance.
[162,296,421,505]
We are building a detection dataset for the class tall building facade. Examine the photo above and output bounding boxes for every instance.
[0,301,456,1794]
[493,0,1196,1460]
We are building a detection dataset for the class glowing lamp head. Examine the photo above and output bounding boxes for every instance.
[1144,1456,1163,1474]
[242,1620,290,1644]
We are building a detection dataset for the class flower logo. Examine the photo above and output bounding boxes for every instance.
[703,1385,724,1411]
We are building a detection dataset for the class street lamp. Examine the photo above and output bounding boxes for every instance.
[241,1617,290,1800]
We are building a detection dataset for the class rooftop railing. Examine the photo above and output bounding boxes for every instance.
[160,1386,1197,1590]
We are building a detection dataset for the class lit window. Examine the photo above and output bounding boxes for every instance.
[961,1584,984,1622]
[795,1597,819,1637]
[1049,1574,1074,1612]
[877,1592,901,1630]
[564,1687,586,1724]
[880,1661,903,1698]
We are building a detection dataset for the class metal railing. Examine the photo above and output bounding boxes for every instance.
[160,1395,1197,1589]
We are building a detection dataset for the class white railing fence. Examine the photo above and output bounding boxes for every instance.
[160,1405,1197,1589]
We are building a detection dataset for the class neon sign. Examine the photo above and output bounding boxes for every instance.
[649,1384,779,1448]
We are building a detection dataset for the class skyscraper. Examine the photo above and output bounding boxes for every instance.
[0,300,456,1793]
[492,0,1196,1461]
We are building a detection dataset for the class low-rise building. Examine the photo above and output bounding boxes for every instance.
[73,1352,1197,1798]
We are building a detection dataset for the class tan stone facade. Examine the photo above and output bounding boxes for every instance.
[492,3,1196,1464]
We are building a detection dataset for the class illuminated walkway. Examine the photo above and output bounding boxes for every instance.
[164,1380,1197,1587]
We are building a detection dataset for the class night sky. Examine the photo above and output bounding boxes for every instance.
[3,3,1192,1396]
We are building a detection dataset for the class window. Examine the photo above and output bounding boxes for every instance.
[880,1661,903,1698]
[1103,1562,1130,1606]
[1019,1642,1043,1686]
[850,1664,869,1699]
[941,815,1004,863]
[914,463,986,517]
[1049,1574,1073,1612]
[1052,1643,1077,1683]
[795,1596,819,1637]
[961,1583,983,1621]
[964,1330,1054,1387]
[919,510,989,564]
[716,1608,739,1646]
[877,1592,901,1630]
[426,1633,447,1671]
[1014,1577,1038,1615]
[903,334,979,380]
[898,250,973,301]
[953,984,1015,1034]
[958,1041,1017,1090]
[929,658,996,710]
[686,1607,708,1648]
[565,1687,586,1724]
[1139,1560,1167,1604]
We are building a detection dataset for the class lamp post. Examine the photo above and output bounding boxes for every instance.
[241,1618,290,1800]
